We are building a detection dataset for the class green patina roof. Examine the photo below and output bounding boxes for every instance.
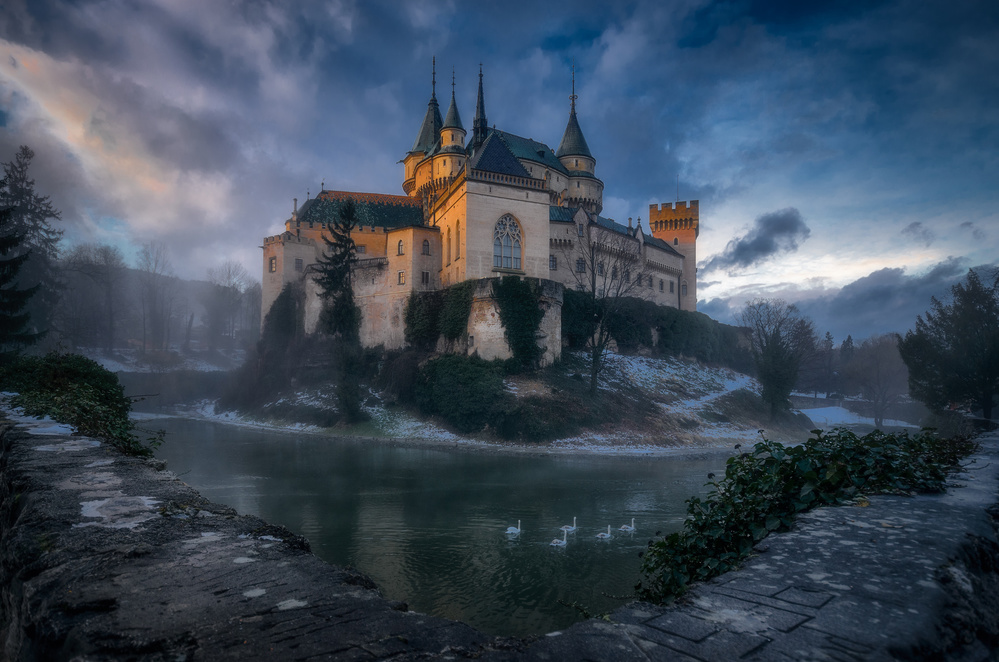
[298,192,424,230]
[469,131,531,177]
[556,108,592,159]
[491,130,569,175]
[411,95,443,154]
[549,206,579,222]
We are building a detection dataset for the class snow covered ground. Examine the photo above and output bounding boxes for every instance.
[79,348,244,373]
[802,406,917,429]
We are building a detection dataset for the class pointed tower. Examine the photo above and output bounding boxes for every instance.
[441,69,466,150]
[556,66,603,213]
[403,58,444,196]
[471,64,488,151]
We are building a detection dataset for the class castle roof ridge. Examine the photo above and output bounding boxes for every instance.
[317,189,421,208]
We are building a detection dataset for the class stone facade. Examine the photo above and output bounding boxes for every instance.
[261,65,699,364]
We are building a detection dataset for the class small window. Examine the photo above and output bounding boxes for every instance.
[549,255,557,270]
[670,281,675,293]
[576,258,585,273]
[597,262,604,276]
[577,224,584,237]
[397,240,405,255]
[659,279,664,292]
[674,237,678,246]
[611,266,618,280]
[268,257,277,273]
[294,258,303,272]
[398,271,406,285]
[421,271,430,285]
[682,281,688,297]
[456,225,461,258]
[624,269,630,282]
[447,228,452,265]
[356,245,366,254]
[648,276,653,288]
[422,239,431,256]
[574,159,578,168]
[576,181,580,188]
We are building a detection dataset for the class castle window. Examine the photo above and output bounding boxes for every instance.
[597,262,604,276]
[397,240,405,255]
[398,271,406,285]
[549,255,557,270]
[574,159,578,168]
[295,258,303,272]
[576,181,580,188]
[659,279,664,292]
[648,276,653,288]
[624,269,630,282]
[268,257,277,273]
[576,258,585,273]
[357,245,366,254]
[421,271,430,285]
[447,228,452,265]
[674,237,678,246]
[682,281,688,297]
[492,214,522,270]
[422,239,431,255]
[456,225,461,258]
[577,224,584,236]
[670,280,675,293]
[611,266,618,280]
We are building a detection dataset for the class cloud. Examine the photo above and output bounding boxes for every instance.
[700,207,810,274]
[901,221,934,246]
[960,221,986,242]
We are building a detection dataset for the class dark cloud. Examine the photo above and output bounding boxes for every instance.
[700,208,810,274]
[901,221,934,246]
[960,221,987,242]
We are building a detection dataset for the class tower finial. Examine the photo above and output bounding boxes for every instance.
[432,56,437,99]
[570,61,577,112]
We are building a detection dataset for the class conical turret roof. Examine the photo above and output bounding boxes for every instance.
[443,90,463,130]
[556,69,592,160]
[410,60,443,154]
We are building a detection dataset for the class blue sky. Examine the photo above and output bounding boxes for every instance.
[1,0,996,343]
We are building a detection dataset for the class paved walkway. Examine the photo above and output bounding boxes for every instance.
[2,417,997,661]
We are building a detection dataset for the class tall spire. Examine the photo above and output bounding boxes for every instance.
[410,58,444,154]
[443,67,463,130]
[556,63,592,160]
[472,63,488,149]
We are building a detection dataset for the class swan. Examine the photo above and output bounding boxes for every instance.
[560,517,577,533]
[550,529,567,547]
[619,518,635,532]
[596,525,612,540]
[505,520,521,535]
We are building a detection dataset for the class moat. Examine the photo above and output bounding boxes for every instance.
[153,417,726,637]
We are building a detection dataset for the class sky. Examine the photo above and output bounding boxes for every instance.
[1,0,996,343]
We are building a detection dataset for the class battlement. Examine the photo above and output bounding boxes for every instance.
[263,232,317,246]
[648,200,699,218]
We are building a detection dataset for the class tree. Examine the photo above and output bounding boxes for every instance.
[0,146,63,340]
[311,198,366,422]
[740,298,816,420]
[66,243,127,353]
[0,185,41,361]
[845,334,909,428]
[205,259,249,350]
[899,268,999,421]
[136,241,174,351]
[556,217,648,393]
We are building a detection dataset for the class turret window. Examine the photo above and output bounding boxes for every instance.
[422,239,431,255]
[492,214,522,270]
[674,237,678,246]
[397,240,405,255]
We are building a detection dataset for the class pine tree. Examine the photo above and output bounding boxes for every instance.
[0,184,41,361]
[0,146,63,340]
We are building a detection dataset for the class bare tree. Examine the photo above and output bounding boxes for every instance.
[740,298,816,420]
[557,217,650,392]
[136,241,174,352]
[66,243,127,353]
[205,259,249,350]
[845,334,909,428]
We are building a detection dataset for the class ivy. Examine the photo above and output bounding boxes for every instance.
[492,276,544,370]
[404,291,444,350]
[439,281,475,341]
[636,428,978,603]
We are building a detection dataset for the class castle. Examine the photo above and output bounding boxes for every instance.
[262,64,698,365]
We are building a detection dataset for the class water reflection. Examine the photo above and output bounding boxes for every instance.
[155,418,727,637]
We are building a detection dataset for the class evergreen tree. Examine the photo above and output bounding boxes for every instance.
[898,268,999,421]
[0,147,63,340]
[0,187,41,361]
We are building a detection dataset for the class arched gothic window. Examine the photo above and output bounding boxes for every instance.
[456,224,461,259]
[446,228,452,265]
[492,215,522,270]
[397,240,405,255]
[422,239,431,256]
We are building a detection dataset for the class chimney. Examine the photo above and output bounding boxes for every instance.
[293,197,298,221]
[628,217,632,229]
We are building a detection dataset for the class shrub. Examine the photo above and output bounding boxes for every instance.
[637,427,978,603]
[415,354,510,432]
[2,353,161,457]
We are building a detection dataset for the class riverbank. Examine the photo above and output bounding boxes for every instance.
[2,414,997,660]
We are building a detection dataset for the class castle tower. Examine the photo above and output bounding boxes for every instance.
[649,200,699,311]
[556,67,603,214]
[403,58,443,196]
[471,65,488,152]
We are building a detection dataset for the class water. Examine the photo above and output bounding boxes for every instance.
[153,418,728,637]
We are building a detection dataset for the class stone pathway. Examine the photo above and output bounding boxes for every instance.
[2,418,997,661]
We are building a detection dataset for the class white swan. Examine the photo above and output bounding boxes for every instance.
[550,529,567,547]
[619,518,635,532]
[505,520,521,535]
[560,517,577,533]
[596,525,612,540]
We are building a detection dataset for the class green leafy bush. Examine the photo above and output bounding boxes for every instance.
[637,428,978,603]
[2,353,161,457]
[415,354,510,432]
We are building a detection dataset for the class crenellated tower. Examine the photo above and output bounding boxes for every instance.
[649,200,699,310]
